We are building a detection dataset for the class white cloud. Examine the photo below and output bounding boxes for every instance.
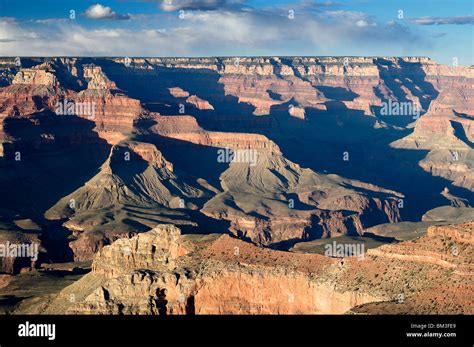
[0,8,424,57]
[0,18,27,43]
[84,4,130,20]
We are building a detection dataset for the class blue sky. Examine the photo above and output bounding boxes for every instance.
[0,0,472,65]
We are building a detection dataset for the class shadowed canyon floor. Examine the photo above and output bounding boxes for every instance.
[0,56,472,314]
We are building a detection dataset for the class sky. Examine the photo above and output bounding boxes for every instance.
[0,0,472,65]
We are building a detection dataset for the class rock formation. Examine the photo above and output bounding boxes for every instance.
[45,141,208,260]
[147,113,402,245]
[19,222,472,314]
[0,56,472,315]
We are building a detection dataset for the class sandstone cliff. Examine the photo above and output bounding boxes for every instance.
[0,56,472,289]
[147,113,402,245]
[20,221,472,314]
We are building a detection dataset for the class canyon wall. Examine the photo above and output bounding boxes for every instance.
[0,56,471,264]
[25,221,473,315]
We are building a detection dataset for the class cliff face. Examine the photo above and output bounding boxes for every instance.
[30,225,381,314]
[0,56,471,274]
[24,221,472,315]
[391,113,473,192]
[92,224,190,276]
[12,68,58,86]
[106,56,473,210]
[0,67,63,119]
[0,62,142,150]
[427,222,474,244]
[147,113,401,245]
[116,56,449,118]
[389,63,473,192]
[72,65,142,144]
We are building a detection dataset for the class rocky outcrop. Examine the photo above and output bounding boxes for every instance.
[92,224,190,276]
[168,87,214,110]
[124,141,174,170]
[12,69,58,86]
[24,221,473,314]
[185,95,214,110]
[72,65,142,144]
[168,87,190,98]
[367,222,473,269]
[45,141,207,260]
[83,65,117,90]
[30,225,386,314]
[0,67,64,117]
[391,113,473,192]
[427,222,474,244]
[159,130,280,152]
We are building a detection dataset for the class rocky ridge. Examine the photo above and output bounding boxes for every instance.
[18,221,473,314]
[0,56,472,280]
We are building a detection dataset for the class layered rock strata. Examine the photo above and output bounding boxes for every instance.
[22,222,473,314]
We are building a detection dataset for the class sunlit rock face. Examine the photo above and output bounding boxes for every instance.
[0,57,472,313]
[24,222,473,314]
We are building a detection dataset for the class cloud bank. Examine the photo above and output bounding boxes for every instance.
[0,5,425,57]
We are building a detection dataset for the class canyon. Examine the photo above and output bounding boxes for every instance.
[14,222,473,314]
[0,56,472,314]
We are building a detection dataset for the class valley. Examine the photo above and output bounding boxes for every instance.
[0,56,472,314]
